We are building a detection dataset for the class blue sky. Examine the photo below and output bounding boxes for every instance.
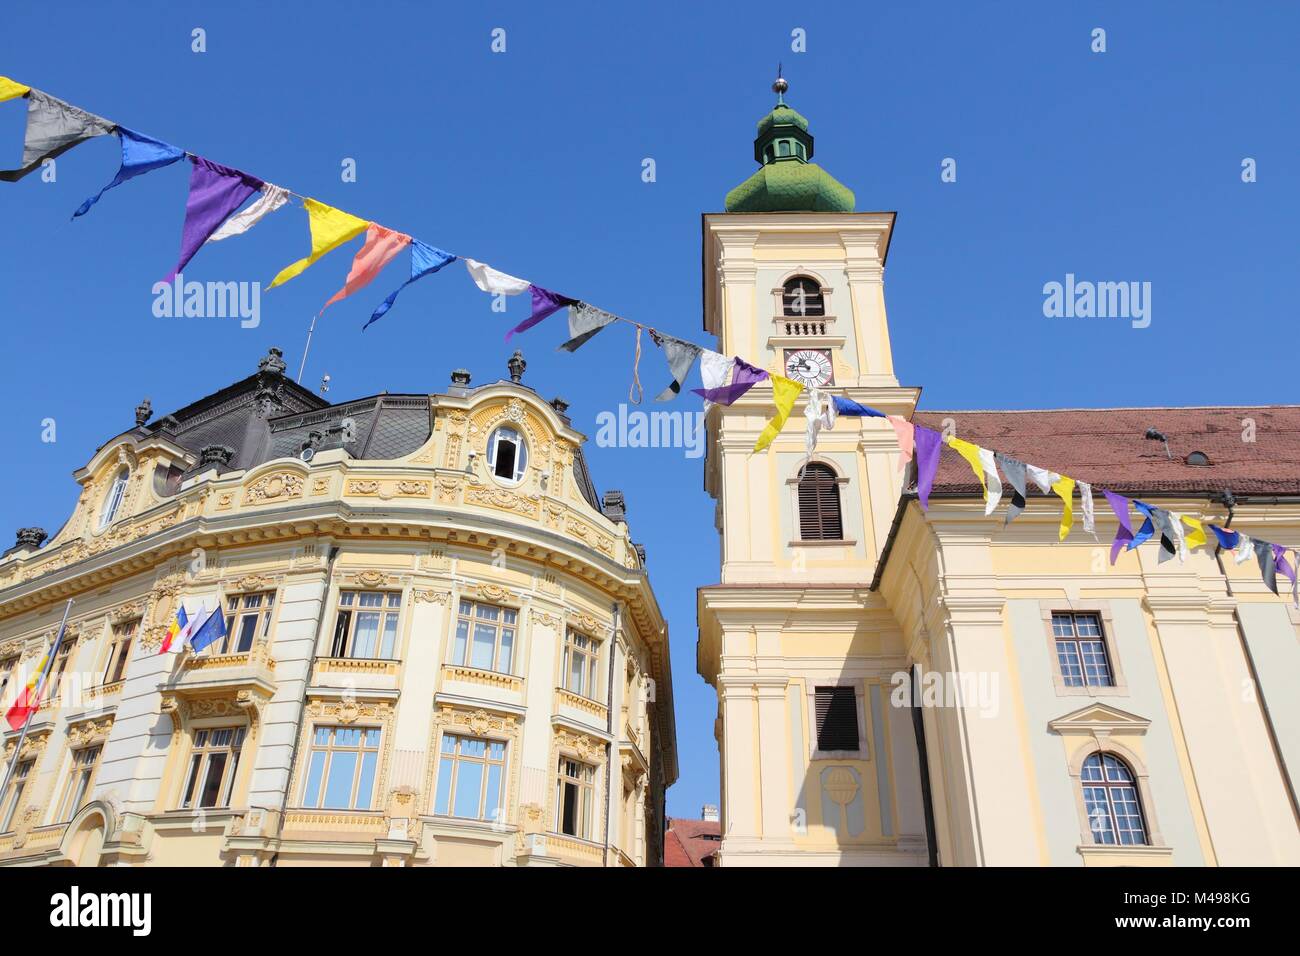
[1,3,1297,818]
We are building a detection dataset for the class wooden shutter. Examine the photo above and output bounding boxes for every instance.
[815,686,859,751]
[798,463,843,541]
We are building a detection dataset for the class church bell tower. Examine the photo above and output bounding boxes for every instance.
[696,75,928,866]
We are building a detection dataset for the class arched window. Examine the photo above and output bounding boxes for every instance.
[98,468,129,529]
[1081,752,1148,846]
[797,463,843,541]
[487,427,528,484]
[782,276,824,317]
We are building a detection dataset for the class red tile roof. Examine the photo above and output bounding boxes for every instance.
[664,818,722,867]
[911,406,1300,498]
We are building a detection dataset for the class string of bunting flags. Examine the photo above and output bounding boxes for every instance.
[3,77,1295,606]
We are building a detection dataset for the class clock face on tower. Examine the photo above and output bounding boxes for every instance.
[783,348,834,388]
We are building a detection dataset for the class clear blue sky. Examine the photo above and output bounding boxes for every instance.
[2,3,1297,818]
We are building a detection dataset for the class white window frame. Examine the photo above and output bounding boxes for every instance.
[432,733,509,823]
[56,745,103,823]
[561,630,602,702]
[450,599,518,674]
[555,755,597,840]
[330,590,402,660]
[299,724,383,811]
[178,725,247,810]
[98,467,129,529]
[486,427,528,485]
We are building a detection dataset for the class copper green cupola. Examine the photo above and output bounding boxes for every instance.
[724,72,856,213]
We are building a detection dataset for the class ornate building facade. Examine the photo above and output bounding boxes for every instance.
[697,79,1300,866]
[0,349,675,866]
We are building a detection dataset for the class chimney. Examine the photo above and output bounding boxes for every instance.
[701,804,719,823]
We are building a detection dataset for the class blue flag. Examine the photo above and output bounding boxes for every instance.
[832,395,885,418]
[72,127,184,219]
[1130,501,1157,550]
[363,240,456,330]
[1208,524,1240,550]
[188,604,227,653]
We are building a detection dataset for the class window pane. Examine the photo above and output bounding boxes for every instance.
[302,750,327,808]
[387,592,402,608]
[199,752,228,808]
[355,751,377,810]
[182,753,203,808]
[1057,641,1084,687]
[498,628,514,673]
[570,652,585,695]
[453,618,469,664]
[331,611,351,657]
[485,763,503,823]
[434,755,454,815]
[322,752,358,808]
[453,761,484,818]
[359,592,384,608]
[236,615,258,652]
[380,615,398,659]
[471,623,496,670]
[353,612,380,658]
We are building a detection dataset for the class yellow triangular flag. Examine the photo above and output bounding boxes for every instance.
[0,77,30,103]
[268,198,368,290]
[1051,475,1075,541]
[1181,515,1207,550]
[753,375,804,453]
[945,436,987,494]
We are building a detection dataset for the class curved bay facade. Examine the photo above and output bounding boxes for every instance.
[0,351,675,867]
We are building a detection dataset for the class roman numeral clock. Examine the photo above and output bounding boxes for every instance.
[783,348,834,388]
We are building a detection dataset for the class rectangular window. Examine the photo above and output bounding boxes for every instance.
[0,656,15,699]
[433,734,508,822]
[221,592,276,655]
[300,725,381,810]
[1053,612,1114,688]
[450,600,516,674]
[815,686,860,752]
[555,757,596,840]
[57,745,102,822]
[179,727,247,809]
[42,639,77,704]
[102,620,137,685]
[0,759,34,832]
[330,591,401,659]
[561,631,601,700]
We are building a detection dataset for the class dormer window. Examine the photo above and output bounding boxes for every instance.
[1185,451,1211,466]
[782,277,824,317]
[487,427,528,484]
[98,467,129,529]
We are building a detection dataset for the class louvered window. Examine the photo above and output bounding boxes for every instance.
[815,686,859,752]
[798,463,843,540]
[782,277,825,317]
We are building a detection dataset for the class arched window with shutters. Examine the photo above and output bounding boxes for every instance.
[797,462,844,541]
[782,276,825,317]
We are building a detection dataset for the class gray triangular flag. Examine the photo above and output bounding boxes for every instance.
[652,332,703,401]
[558,302,619,353]
[0,89,114,182]
[1150,508,1179,563]
[1254,539,1279,594]
[995,453,1028,524]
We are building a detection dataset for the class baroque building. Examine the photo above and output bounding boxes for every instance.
[0,348,675,866]
[697,77,1300,866]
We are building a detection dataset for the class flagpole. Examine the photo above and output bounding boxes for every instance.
[0,599,72,802]
[297,312,320,384]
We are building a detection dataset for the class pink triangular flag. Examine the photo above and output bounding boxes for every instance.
[320,224,411,313]
[888,415,915,473]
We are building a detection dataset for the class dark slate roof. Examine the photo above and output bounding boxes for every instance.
[118,349,603,511]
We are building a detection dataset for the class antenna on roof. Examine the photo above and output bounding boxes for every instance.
[1144,428,1172,460]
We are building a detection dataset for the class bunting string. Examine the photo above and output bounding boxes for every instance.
[3,76,1295,605]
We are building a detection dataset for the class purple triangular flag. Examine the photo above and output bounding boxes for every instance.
[164,156,264,282]
[691,358,768,406]
[914,426,943,511]
[1103,489,1134,565]
[506,284,578,341]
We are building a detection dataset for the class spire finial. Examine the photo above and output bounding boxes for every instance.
[772,63,788,105]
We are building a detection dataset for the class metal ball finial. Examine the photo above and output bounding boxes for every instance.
[772,64,788,104]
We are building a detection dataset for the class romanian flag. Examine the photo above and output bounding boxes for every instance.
[5,651,50,732]
[160,605,189,655]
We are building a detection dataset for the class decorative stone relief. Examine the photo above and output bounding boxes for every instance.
[555,729,602,763]
[345,479,430,500]
[243,472,305,505]
[413,589,450,605]
[465,485,539,519]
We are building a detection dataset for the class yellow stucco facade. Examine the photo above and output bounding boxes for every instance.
[0,368,676,867]
[696,208,1300,866]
